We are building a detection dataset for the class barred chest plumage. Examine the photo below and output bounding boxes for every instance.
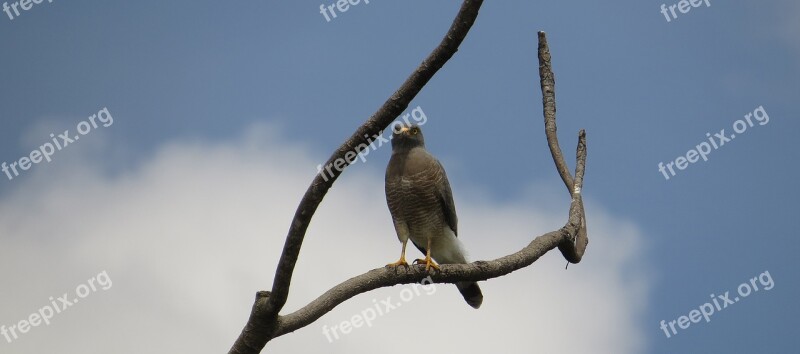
[385,172,447,240]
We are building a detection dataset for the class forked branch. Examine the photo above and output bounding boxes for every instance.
[228,5,589,353]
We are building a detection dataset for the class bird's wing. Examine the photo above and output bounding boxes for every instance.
[409,157,458,257]
[436,160,458,237]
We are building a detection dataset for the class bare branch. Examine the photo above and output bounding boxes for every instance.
[228,1,484,353]
[228,17,590,354]
[537,31,588,264]
[538,31,575,195]
[274,92,589,334]
[558,129,588,263]
[276,229,566,336]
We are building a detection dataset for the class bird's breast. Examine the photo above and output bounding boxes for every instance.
[386,174,445,236]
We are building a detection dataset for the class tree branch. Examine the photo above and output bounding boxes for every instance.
[228,10,590,353]
[536,31,589,263]
[539,31,574,195]
[228,1,484,353]
[559,129,588,263]
[276,229,567,336]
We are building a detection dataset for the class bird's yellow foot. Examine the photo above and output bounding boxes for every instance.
[413,257,440,271]
[386,258,409,267]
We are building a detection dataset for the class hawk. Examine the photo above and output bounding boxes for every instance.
[384,122,483,309]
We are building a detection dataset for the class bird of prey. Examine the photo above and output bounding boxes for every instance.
[384,122,483,309]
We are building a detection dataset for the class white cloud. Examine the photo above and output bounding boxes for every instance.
[0,123,649,354]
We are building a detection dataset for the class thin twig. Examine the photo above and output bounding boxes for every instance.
[559,129,588,263]
[538,31,575,195]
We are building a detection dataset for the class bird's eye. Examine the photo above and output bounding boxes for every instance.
[410,127,419,135]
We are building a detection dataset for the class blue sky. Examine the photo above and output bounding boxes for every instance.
[1,1,798,353]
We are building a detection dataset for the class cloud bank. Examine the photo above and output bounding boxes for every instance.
[0,123,649,353]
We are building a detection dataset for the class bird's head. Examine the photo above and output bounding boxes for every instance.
[390,123,425,150]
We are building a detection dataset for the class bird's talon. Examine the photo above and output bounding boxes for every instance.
[386,258,409,267]
[413,258,439,271]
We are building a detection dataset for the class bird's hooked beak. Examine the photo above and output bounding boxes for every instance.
[392,125,411,139]
[391,124,422,147]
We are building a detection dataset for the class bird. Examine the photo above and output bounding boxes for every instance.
[384,122,483,309]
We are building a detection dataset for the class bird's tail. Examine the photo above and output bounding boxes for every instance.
[435,229,483,308]
[456,281,483,309]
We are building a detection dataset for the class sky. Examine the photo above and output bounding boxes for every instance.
[0,1,797,353]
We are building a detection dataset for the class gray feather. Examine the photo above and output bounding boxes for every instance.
[384,123,482,309]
